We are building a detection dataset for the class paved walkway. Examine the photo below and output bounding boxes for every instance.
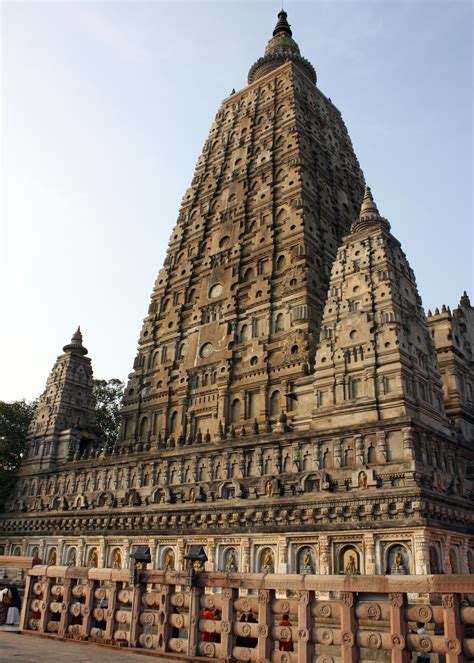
[0,631,176,662]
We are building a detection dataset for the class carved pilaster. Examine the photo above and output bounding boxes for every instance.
[376,430,387,462]
[402,427,415,459]
[319,536,330,575]
[363,533,375,575]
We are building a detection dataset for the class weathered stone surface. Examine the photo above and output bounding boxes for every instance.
[0,10,472,582]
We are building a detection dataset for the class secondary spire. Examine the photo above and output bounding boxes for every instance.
[352,186,391,233]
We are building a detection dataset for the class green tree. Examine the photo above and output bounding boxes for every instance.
[92,378,124,448]
[0,400,36,509]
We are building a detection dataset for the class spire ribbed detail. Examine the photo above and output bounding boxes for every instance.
[63,326,88,355]
[248,10,316,84]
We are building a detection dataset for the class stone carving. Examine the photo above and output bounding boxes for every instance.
[1,8,473,585]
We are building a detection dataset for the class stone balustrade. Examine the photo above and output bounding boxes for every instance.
[1,557,473,662]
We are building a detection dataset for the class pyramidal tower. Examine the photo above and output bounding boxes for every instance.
[23,328,97,473]
[119,10,365,447]
[2,11,473,578]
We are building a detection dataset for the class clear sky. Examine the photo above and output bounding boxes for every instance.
[1,0,472,402]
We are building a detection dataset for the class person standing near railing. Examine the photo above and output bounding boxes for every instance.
[0,585,11,625]
[5,586,21,626]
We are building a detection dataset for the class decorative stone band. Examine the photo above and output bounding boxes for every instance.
[248,52,316,85]
[1,555,472,662]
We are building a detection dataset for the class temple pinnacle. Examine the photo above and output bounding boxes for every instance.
[63,326,88,355]
[273,10,292,37]
[359,186,380,221]
[351,185,390,233]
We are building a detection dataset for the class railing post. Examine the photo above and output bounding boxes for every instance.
[104,581,118,641]
[257,588,274,663]
[19,573,33,630]
[442,593,465,663]
[340,591,357,663]
[156,583,173,652]
[187,583,204,657]
[389,592,410,663]
[58,578,72,637]
[297,590,314,663]
[129,579,144,647]
[38,576,52,633]
[81,579,95,638]
[220,587,238,663]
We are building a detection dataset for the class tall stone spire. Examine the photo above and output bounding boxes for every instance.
[119,10,364,449]
[295,191,448,434]
[23,328,97,470]
[248,10,316,84]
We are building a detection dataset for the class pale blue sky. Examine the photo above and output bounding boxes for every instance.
[1,0,472,401]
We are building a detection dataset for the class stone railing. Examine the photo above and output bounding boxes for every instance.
[2,557,473,662]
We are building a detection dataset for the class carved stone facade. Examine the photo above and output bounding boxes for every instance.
[1,11,473,578]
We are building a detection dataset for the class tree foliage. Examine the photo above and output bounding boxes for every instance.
[0,400,36,509]
[92,378,124,448]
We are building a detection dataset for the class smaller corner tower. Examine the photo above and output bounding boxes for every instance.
[23,327,98,472]
[427,292,474,446]
[295,186,449,436]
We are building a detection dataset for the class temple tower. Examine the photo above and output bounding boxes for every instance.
[295,187,450,435]
[427,294,474,446]
[23,327,97,472]
[119,11,365,448]
[1,10,472,578]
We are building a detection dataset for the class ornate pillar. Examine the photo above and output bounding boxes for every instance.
[297,590,314,663]
[206,538,216,571]
[241,538,251,573]
[220,588,238,662]
[256,588,274,663]
[402,427,415,459]
[148,539,157,570]
[177,538,185,571]
[363,533,376,575]
[389,592,410,663]
[413,532,430,574]
[277,537,288,573]
[377,430,387,462]
[313,441,320,470]
[355,435,364,466]
[333,438,341,468]
[319,536,330,575]
[123,538,131,569]
[442,594,464,663]
[340,591,357,663]
[335,376,345,404]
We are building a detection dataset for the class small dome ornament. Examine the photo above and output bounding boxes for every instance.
[351,186,391,234]
[63,326,88,356]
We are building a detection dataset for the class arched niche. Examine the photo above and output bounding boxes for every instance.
[230,398,241,424]
[339,545,361,575]
[269,390,280,417]
[110,547,123,569]
[161,547,175,571]
[386,544,410,575]
[223,547,239,572]
[258,547,275,573]
[88,548,99,568]
[297,546,315,574]
[429,545,442,574]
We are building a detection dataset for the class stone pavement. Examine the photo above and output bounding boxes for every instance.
[0,632,175,662]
